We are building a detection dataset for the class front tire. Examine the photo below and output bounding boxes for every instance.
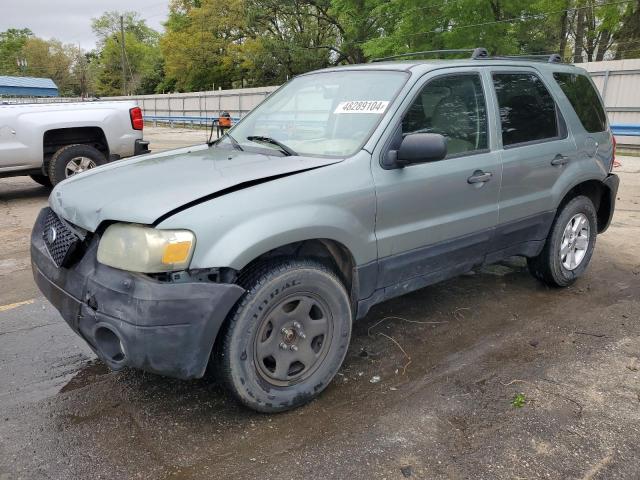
[48,144,106,186]
[216,259,352,413]
[528,195,597,287]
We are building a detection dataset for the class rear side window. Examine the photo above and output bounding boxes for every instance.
[493,73,559,147]
[553,72,607,133]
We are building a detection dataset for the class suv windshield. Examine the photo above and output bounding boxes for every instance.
[226,70,408,157]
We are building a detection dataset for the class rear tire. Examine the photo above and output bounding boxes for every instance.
[216,259,352,413]
[29,174,52,188]
[527,195,597,287]
[48,144,106,186]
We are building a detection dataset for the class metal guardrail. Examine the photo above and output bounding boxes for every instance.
[611,124,640,136]
[146,115,640,138]
[144,114,241,127]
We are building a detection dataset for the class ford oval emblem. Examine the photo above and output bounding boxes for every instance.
[47,226,57,244]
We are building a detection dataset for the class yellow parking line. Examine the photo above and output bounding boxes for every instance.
[0,299,35,313]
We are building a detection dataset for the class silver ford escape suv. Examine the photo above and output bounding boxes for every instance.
[31,48,619,412]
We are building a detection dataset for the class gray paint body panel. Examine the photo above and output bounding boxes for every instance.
[48,60,615,308]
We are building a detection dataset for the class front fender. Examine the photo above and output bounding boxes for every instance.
[156,151,377,272]
[192,203,375,270]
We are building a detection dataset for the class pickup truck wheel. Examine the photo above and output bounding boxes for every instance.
[216,259,352,412]
[527,195,597,287]
[48,144,106,186]
[29,174,52,188]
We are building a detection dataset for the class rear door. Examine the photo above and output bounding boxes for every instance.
[487,68,578,256]
[372,69,502,292]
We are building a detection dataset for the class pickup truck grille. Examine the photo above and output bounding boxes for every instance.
[42,209,80,268]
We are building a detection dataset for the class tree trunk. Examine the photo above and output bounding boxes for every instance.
[559,10,569,56]
[595,30,611,61]
[573,9,585,62]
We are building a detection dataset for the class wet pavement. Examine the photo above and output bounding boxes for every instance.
[1,137,639,479]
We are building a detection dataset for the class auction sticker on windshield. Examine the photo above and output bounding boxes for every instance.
[334,101,389,114]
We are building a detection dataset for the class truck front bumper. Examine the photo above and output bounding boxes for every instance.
[30,208,244,380]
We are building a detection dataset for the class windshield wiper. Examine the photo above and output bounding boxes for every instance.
[246,136,297,156]
[208,132,243,151]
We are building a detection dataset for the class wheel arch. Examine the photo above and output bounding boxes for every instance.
[235,238,359,304]
[557,177,615,233]
[43,127,110,168]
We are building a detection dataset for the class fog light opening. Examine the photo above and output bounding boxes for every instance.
[94,327,126,365]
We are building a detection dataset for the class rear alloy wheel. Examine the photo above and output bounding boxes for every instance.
[528,195,597,287]
[559,213,591,271]
[48,144,106,186]
[216,259,352,412]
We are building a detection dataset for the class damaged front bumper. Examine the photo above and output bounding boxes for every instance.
[30,208,244,380]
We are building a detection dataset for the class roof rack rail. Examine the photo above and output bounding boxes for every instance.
[474,53,563,63]
[371,48,488,63]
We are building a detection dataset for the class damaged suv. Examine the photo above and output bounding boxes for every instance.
[32,50,618,412]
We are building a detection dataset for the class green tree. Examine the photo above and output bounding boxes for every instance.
[160,0,247,91]
[21,37,76,95]
[91,11,162,95]
[0,28,33,75]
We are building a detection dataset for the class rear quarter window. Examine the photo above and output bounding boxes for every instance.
[553,72,607,133]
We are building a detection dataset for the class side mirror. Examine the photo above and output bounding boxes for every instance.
[385,133,447,168]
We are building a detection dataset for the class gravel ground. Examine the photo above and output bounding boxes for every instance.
[0,129,638,479]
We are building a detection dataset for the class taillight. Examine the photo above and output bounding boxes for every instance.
[130,107,143,131]
[612,135,619,170]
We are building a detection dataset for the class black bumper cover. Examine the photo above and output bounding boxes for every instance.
[31,208,244,380]
[134,139,150,156]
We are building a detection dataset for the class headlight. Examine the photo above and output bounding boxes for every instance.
[97,223,196,273]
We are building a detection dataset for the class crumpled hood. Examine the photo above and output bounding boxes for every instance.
[49,144,341,232]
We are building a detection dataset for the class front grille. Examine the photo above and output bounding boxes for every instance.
[42,210,80,268]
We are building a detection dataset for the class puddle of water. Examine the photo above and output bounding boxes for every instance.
[59,360,110,394]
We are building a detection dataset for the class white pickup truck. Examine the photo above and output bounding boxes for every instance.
[0,100,149,186]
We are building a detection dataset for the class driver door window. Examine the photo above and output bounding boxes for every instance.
[402,74,488,156]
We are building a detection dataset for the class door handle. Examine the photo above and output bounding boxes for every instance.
[551,154,569,166]
[467,170,492,184]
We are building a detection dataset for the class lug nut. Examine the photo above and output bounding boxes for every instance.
[293,322,301,329]
[281,327,289,334]
[298,332,306,339]
[289,345,298,352]
[279,342,288,350]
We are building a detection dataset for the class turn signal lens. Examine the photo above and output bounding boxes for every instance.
[162,241,192,264]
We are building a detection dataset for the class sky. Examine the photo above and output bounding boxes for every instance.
[0,0,170,50]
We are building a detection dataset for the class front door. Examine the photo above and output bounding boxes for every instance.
[372,70,501,295]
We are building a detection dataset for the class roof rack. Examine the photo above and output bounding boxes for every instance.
[369,48,562,64]
[474,53,563,63]
[371,47,488,62]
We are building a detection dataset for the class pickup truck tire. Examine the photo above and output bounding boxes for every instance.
[48,144,106,186]
[29,174,52,188]
[527,195,597,287]
[216,259,352,412]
